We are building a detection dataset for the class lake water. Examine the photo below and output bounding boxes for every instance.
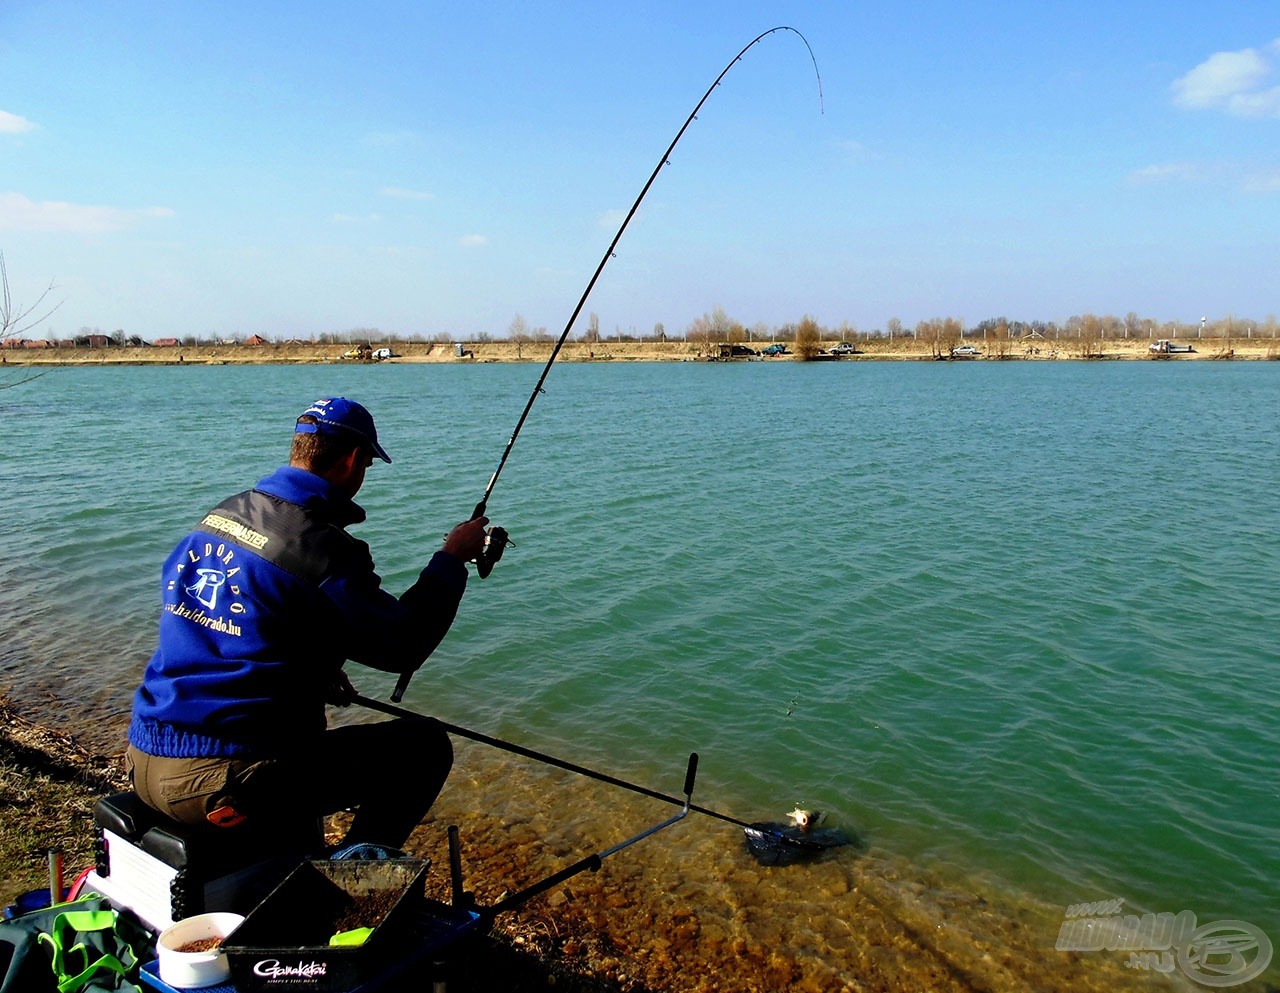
[1,360,1276,988]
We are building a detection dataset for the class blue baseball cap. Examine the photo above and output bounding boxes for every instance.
[295,397,391,463]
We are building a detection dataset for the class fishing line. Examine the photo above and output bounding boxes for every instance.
[392,26,823,702]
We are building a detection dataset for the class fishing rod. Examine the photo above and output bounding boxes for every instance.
[391,26,822,702]
[355,692,749,830]
[352,693,854,866]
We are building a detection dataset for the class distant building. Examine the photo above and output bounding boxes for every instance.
[153,337,180,347]
[243,334,269,346]
[80,334,114,348]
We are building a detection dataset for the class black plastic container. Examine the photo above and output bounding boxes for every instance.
[223,859,428,992]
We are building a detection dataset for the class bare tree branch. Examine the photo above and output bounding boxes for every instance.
[0,368,50,390]
[0,251,63,339]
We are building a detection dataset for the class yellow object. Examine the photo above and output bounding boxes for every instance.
[329,927,374,947]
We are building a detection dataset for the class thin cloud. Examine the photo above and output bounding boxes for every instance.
[380,186,435,201]
[1128,162,1205,186]
[1128,162,1280,196]
[1242,170,1280,194]
[1171,39,1280,117]
[597,208,631,230]
[362,129,419,147]
[0,192,174,232]
[836,138,876,162]
[458,234,488,247]
[0,110,36,133]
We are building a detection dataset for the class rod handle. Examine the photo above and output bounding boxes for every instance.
[684,752,699,798]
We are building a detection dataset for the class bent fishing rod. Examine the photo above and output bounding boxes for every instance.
[392,27,822,702]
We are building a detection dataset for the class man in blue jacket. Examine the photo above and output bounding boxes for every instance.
[128,397,489,851]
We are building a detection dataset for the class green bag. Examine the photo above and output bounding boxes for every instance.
[0,896,146,993]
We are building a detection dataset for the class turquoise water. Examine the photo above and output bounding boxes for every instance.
[2,361,1276,946]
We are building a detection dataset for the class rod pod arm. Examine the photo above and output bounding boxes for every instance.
[481,752,699,919]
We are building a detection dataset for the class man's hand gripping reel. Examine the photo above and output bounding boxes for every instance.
[390,501,510,701]
[471,496,511,579]
[474,525,511,579]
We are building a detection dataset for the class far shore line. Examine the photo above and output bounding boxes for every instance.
[4,337,1279,366]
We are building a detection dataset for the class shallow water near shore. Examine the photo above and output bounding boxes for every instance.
[2,361,1277,988]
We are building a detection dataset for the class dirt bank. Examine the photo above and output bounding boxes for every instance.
[4,336,1277,367]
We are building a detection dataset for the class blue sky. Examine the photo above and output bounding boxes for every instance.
[2,2,1277,340]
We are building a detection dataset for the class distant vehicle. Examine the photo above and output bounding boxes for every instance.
[372,347,395,360]
[715,343,759,359]
[761,343,789,356]
[951,344,981,358]
[829,342,860,355]
[1149,339,1195,354]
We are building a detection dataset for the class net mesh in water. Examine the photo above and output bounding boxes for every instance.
[742,822,854,867]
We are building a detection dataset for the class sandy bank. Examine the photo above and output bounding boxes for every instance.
[4,337,1278,367]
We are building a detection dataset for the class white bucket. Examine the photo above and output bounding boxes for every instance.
[156,912,244,989]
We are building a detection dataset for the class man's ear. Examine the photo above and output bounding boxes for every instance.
[339,445,364,473]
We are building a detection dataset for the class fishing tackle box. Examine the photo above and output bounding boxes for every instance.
[222,859,480,992]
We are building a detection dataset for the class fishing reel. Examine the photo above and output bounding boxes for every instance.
[475,525,511,579]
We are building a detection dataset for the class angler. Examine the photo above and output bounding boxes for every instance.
[127,397,491,850]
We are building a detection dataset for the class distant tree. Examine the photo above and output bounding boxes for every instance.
[794,315,822,359]
[653,322,666,342]
[508,313,531,357]
[686,306,739,348]
[1077,313,1104,358]
[697,306,738,343]
[583,312,601,343]
[916,317,962,357]
[687,314,713,348]
[886,317,903,340]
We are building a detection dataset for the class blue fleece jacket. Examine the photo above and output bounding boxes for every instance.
[129,466,467,758]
